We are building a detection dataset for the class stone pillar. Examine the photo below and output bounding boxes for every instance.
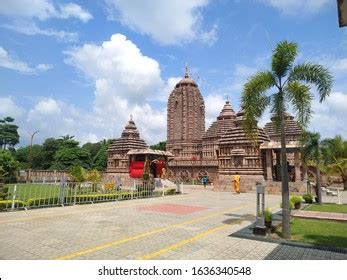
[294,150,301,182]
[266,149,273,181]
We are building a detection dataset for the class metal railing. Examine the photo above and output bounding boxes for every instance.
[0,179,179,212]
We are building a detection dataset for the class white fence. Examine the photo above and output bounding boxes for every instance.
[0,179,180,211]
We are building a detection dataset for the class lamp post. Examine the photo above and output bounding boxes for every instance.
[28,130,39,182]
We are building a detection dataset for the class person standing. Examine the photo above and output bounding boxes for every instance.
[234,173,240,194]
[202,175,208,188]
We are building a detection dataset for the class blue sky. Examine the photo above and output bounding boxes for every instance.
[0,0,346,146]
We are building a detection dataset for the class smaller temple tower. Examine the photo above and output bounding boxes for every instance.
[107,116,147,174]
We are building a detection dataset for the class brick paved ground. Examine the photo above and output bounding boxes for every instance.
[0,186,346,260]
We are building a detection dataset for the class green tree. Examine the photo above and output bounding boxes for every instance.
[321,135,347,190]
[0,117,20,149]
[83,139,112,170]
[83,142,103,161]
[52,146,91,170]
[301,132,323,203]
[150,141,166,151]
[93,144,108,171]
[41,138,62,169]
[15,145,44,169]
[0,149,19,183]
[69,165,86,183]
[241,41,332,239]
[87,169,102,192]
[43,135,91,170]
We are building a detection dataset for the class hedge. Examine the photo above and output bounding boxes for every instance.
[1,188,179,209]
[0,200,26,210]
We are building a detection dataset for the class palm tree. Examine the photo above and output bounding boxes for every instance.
[301,132,323,204]
[321,135,347,190]
[241,41,333,239]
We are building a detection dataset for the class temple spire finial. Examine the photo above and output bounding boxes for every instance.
[185,63,189,78]
[130,114,133,121]
[224,93,229,102]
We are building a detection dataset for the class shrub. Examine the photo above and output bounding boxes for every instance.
[302,193,313,203]
[280,201,294,210]
[27,197,60,206]
[165,188,176,195]
[290,196,302,205]
[264,208,273,222]
[0,199,26,210]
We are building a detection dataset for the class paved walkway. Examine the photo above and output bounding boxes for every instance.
[291,210,347,221]
[0,186,345,260]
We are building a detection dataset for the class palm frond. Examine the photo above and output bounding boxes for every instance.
[285,81,312,127]
[289,63,333,102]
[300,131,321,165]
[241,71,275,140]
[271,41,298,79]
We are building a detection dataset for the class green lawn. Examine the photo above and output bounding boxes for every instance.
[305,203,347,214]
[6,184,100,201]
[290,218,347,248]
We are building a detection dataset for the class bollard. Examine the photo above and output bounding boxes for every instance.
[253,182,266,235]
[337,189,342,204]
[11,184,17,211]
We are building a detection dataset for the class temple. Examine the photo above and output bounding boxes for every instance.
[107,115,147,174]
[107,66,305,193]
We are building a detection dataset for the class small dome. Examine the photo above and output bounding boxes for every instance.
[203,100,236,139]
[121,116,140,139]
[217,100,236,120]
[175,64,198,88]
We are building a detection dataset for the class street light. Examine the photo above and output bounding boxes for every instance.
[28,130,39,182]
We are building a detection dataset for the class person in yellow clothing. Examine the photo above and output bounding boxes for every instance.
[234,173,240,194]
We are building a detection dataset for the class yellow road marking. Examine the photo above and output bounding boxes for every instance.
[140,204,280,260]
[54,203,254,260]
[0,194,191,225]
[140,224,230,260]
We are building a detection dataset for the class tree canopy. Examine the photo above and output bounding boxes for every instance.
[0,117,20,149]
[150,141,166,151]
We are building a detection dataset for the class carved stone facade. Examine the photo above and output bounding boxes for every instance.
[166,68,304,193]
[105,66,305,194]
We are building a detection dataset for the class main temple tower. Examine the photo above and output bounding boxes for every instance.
[166,65,205,158]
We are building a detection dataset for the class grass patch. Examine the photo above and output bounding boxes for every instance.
[305,203,347,214]
[7,184,61,200]
[290,218,347,248]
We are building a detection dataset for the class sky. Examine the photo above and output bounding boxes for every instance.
[0,0,346,147]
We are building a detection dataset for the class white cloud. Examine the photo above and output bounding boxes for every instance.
[64,33,180,144]
[65,33,164,103]
[25,98,106,145]
[261,0,330,15]
[0,46,52,75]
[309,92,347,138]
[104,0,216,45]
[58,3,93,23]
[0,96,26,119]
[2,21,78,42]
[200,23,218,46]
[28,99,61,117]
[332,57,347,72]
[0,0,92,22]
